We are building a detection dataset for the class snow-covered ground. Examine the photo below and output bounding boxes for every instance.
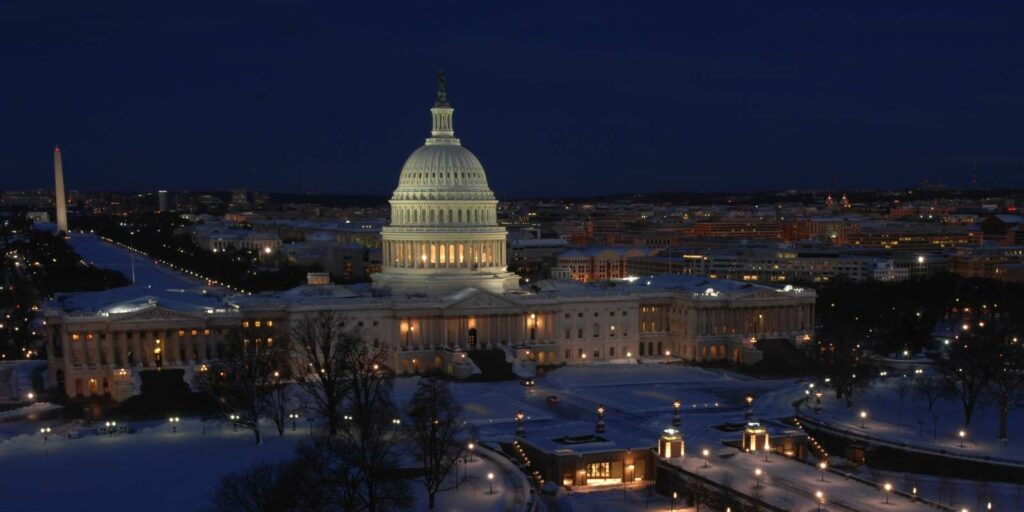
[66,232,205,290]
[0,416,522,512]
[809,376,1024,462]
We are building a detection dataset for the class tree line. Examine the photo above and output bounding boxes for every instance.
[199,311,470,512]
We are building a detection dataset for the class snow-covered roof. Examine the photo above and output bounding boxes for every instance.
[51,285,227,315]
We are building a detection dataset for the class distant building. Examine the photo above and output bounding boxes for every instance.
[556,247,656,283]
[158,190,169,212]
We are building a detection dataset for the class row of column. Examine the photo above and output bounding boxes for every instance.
[398,312,556,351]
[64,330,222,369]
[384,239,506,269]
[697,303,813,337]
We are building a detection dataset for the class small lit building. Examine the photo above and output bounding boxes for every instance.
[658,427,684,459]
[737,421,809,460]
[513,424,656,489]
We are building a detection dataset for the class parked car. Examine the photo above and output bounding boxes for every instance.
[546,395,559,405]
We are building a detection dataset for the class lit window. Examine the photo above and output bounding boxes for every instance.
[71,333,80,341]
[267,320,273,327]
[254,321,261,328]
[243,321,250,328]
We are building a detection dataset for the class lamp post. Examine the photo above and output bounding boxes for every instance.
[307,416,314,436]
[515,410,525,436]
[819,460,827,481]
[596,404,606,433]
[169,416,180,433]
[229,414,239,432]
[884,482,892,504]
[754,468,762,489]
[487,472,495,494]
[289,413,299,431]
[672,400,682,427]
[745,395,754,419]
[40,426,51,442]
[959,429,967,448]
[467,441,475,462]
[860,410,867,429]
[816,490,824,512]
[702,449,710,468]
[671,491,677,511]
[105,421,117,437]
[815,391,823,414]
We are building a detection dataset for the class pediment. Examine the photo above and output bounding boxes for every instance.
[111,305,204,323]
[443,290,520,312]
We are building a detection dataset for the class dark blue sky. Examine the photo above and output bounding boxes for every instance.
[2,1,1023,197]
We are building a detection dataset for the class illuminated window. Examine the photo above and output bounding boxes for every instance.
[243,321,250,328]
[191,329,198,336]
[203,329,210,335]
[254,321,262,328]
[266,320,273,327]
[86,333,94,340]
[178,330,185,337]
[586,462,611,478]
[71,333,80,341]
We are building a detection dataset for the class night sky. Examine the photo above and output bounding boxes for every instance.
[2,1,1023,197]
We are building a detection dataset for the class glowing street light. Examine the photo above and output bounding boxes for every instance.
[702,448,710,468]
[884,482,892,504]
[959,429,967,448]
[860,410,868,428]
[467,441,476,462]
[229,414,239,431]
[487,472,495,494]
[168,416,180,433]
[672,491,677,511]
[515,410,526,437]
[816,490,825,512]
[672,400,682,427]
[39,426,52,442]
[754,468,763,489]
[596,404,606,433]
[288,413,299,431]
[105,421,117,437]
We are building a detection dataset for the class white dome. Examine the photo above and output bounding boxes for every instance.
[394,143,494,198]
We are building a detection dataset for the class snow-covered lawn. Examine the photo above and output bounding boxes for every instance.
[67,232,206,290]
[810,377,1024,462]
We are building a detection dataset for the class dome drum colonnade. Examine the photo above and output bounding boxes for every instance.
[372,72,519,295]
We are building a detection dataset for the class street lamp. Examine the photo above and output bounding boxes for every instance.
[671,491,678,511]
[229,414,239,431]
[884,482,892,504]
[959,429,966,448]
[819,460,827,481]
[515,410,526,436]
[105,421,117,437]
[816,490,825,512]
[702,448,710,468]
[289,413,299,431]
[814,391,823,414]
[672,400,682,427]
[745,395,754,419]
[487,472,495,494]
[860,410,867,428]
[754,468,763,489]
[467,441,475,462]
[169,416,180,433]
[596,404,606,433]
[40,426,52,442]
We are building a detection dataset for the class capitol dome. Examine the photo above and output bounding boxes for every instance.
[371,72,520,296]
[393,144,494,200]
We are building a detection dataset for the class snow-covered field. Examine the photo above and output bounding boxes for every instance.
[67,232,205,290]
[811,376,1024,462]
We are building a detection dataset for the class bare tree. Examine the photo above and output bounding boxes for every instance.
[290,311,349,436]
[265,369,293,437]
[407,376,467,510]
[984,323,1024,441]
[205,445,331,512]
[913,372,943,412]
[331,402,411,512]
[819,315,875,407]
[894,375,912,421]
[200,328,287,445]
[939,329,995,427]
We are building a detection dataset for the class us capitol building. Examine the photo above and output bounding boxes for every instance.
[44,76,815,401]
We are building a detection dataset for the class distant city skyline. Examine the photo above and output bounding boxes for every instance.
[2,2,1023,195]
